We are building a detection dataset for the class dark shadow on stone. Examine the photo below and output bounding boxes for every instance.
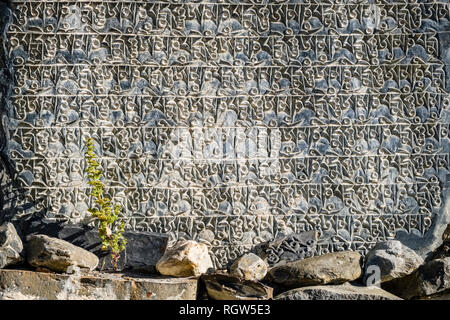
[0,2,46,242]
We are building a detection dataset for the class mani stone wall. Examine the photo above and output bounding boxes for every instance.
[0,0,449,268]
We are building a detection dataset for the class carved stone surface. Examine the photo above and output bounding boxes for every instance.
[0,1,449,268]
[0,222,23,268]
[253,230,318,266]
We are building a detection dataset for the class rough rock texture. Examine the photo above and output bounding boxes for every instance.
[202,274,273,300]
[156,240,213,277]
[26,222,169,272]
[382,257,450,300]
[275,283,402,300]
[363,240,424,284]
[27,235,99,272]
[230,253,267,281]
[122,231,169,272]
[268,251,362,288]
[427,224,450,261]
[0,269,198,300]
[254,230,318,267]
[0,223,23,268]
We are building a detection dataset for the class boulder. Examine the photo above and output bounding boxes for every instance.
[230,253,267,281]
[363,240,423,284]
[0,223,24,268]
[254,230,318,267]
[25,223,169,272]
[382,257,450,300]
[275,282,402,300]
[156,240,213,277]
[268,251,362,288]
[202,273,273,300]
[26,234,99,272]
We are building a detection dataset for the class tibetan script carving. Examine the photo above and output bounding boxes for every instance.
[1,0,449,267]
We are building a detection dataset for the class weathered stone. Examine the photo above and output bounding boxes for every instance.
[0,223,23,268]
[363,240,424,284]
[26,234,99,272]
[0,269,198,300]
[202,274,273,300]
[382,257,450,300]
[254,230,318,267]
[26,223,169,272]
[426,224,450,261]
[268,251,362,288]
[156,240,213,277]
[230,253,267,281]
[275,283,402,300]
[122,231,169,272]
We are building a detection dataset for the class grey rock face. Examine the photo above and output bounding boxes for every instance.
[26,234,99,272]
[0,223,24,268]
[268,251,362,288]
[121,231,169,273]
[382,257,450,300]
[275,283,402,300]
[254,230,318,267]
[156,240,213,277]
[202,273,273,300]
[230,253,267,281]
[363,240,424,284]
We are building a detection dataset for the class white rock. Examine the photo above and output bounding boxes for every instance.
[156,240,213,277]
[27,234,99,272]
[230,253,267,281]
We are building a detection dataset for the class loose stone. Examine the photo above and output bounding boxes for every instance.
[363,240,424,284]
[382,257,450,300]
[202,273,273,300]
[254,230,318,267]
[0,223,24,269]
[26,234,99,272]
[230,253,267,281]
[156,240,213,277]
[268,251,362,288]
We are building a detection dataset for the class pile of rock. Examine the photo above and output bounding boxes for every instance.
[364,240,450,300]
[0,222,99,273]
[193,233,449,300]
[202,249,400,300]
[0,221,449,300]
[0,222,199,300]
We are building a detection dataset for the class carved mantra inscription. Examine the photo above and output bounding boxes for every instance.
[3,1,450,267]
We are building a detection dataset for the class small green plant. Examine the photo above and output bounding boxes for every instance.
[84,137,126,269]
